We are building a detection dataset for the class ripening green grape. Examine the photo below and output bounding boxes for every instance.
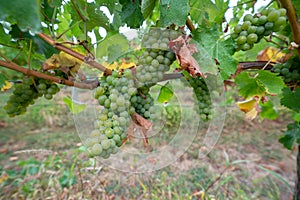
[234,24,242,34]
[243,14,253,22]
[247,33,258,44]
[267,10,280,22]
[136,28,178,87]
[4,77,60,117]
[247,26,257,34]
[265,22,274,30]
[256,26,265,35]
[231,7,287,51]
[241,21,252,30]
[257,15,267,25]
[237,36,247,45]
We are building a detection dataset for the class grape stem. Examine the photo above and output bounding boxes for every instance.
[37,33,112,75]
[278,0,300,57]
[0,60,99,89]
[186,18,195,32]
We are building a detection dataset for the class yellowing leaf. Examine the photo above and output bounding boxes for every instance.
[42,51,83,71]
[236,97,260,120]
[257,47,287,62]
[102,62,118,70]
[1,81,12,92]
[119,62,135,69]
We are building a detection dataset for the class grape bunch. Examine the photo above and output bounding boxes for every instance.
[232,8,287,51]
[4,77,60,117]
[273,56,300,83]
[188,77,212,121]
[130,90,159,119]
[85,69,137,159]
[136,28,179,86]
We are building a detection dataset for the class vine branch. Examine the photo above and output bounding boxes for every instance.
[278,0,300,56]
[0,60,99,89]
[37,33,112,75]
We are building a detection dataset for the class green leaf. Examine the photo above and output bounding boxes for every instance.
[49,0,62,7]
[141,0,157,18]
[63,96,86,114]
[159,0,189,27]
[189,0,227,26]
[0,0,41,33]
[86,3,110,31]
[157,82,174,103]
[192,27,238,79]
[256,70,284,95]
[190,41,218,75]
[235,72,265,98]
[280,88,300,112]
[260,101,278,120]
[107,44,124,63]
[279,122,300,150]
[0,74,6,89]
[0,24,14,46]
[96,33,129,60]
[214,38,238,80]
[120,0,144,28]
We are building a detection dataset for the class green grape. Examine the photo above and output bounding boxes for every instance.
[243,14,253,22]
[267,10,280,22]
[241,21,252,30]
[241,43,251,51]
[4,77,60,117]
[239,31,248,37]
[257,16,267,25]
[247,33,258,44]
[184,76,212,121]
[231,7,287,52]
[247,26,257,34]
[255,26,265,35]
[279,8,287,16]
[237,36,247,45]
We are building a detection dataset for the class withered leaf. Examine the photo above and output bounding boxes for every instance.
[169,36,204,77]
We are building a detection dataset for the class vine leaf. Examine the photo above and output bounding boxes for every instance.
[159,0,189,27]
[256,70,285,95]
[235,72,265,99]
[107,44,124,64]
[96,33,129,61]
[260,101,279,120]
[0,0,41,33]
[0,24,13,46]
[189,0,227,25]
[157,82,173,103]
[120,0,144,28]
[279,122,300,150]
[63,96,86,114]
[169,36,203,77]
[280,88,300,113]
[192,27,237,79]
[141,0,157,18]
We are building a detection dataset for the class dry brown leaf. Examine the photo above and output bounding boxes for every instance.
[169,36,204,77]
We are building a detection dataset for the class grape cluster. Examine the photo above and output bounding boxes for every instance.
[273,56,300,83]
[4,77,60,117]
[86,69,137,159]
[232,8,287,51]
[136,28,179,86]
[130,90,158,119]
[188,77,212,121]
